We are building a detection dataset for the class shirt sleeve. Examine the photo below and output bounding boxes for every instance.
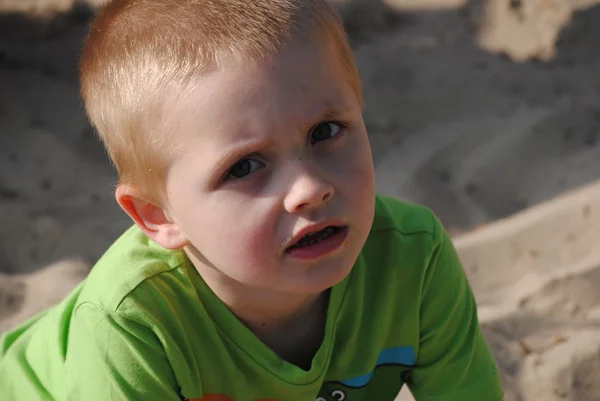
[407,215,504,401]
[62,302,182,401]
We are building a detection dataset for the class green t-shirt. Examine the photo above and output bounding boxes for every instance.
[0,195,503,401]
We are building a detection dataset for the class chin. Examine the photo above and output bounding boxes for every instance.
[302,258,355,294]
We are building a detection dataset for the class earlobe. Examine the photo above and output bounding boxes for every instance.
[115,184,189,250]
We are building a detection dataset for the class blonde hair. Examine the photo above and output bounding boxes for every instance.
[80,0,362,205]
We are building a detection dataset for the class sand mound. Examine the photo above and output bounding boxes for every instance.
[456,181,600,401]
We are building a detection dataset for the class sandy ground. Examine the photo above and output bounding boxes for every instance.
[2,0,600,400]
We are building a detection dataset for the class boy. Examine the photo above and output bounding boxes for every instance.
[0,0,503,400]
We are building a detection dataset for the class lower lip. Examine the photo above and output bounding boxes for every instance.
[286,226,349,260]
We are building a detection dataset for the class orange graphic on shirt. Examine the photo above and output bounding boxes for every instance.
[186,395,279,401]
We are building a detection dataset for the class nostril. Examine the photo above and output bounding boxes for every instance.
[296,202,309,211]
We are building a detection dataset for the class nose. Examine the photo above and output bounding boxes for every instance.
[283,163,334,214]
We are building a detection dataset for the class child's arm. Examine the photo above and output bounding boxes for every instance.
[63,303,182,401]
[407,217,504,401]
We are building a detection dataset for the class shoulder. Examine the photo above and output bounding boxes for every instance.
[353,194,454,296]
[369,194,442,244]
[75,225,189,314]
[354,195,446,287]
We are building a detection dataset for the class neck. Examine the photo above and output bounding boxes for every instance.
[208,271,330,369]
[203,267,324,324]
[186,248,330,368]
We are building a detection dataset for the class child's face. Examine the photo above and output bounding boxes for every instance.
[163,38,375,296]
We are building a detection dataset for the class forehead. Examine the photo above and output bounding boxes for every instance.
[168,39,360,148]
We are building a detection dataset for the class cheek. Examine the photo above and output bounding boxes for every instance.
[341,134,376,217]
[212,218,281,282]
[194,206,278,265]
[242,223,275,256]
[338,134,375,190]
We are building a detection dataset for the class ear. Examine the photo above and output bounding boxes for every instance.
[115,184,189,250]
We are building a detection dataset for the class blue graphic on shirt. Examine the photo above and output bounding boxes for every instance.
[339,346,415,388]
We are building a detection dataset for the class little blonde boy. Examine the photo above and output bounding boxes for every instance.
[0,1,503,400]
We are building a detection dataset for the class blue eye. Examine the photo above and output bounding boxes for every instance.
[226,158,263,180]
[310,122,341,144]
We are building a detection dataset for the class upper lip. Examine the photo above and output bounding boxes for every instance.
[283,219,347,251]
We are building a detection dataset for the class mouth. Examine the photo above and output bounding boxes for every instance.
[287,226,341,249]
[285,224,349,260]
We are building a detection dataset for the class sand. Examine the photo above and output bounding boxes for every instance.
[2,0,600,399]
